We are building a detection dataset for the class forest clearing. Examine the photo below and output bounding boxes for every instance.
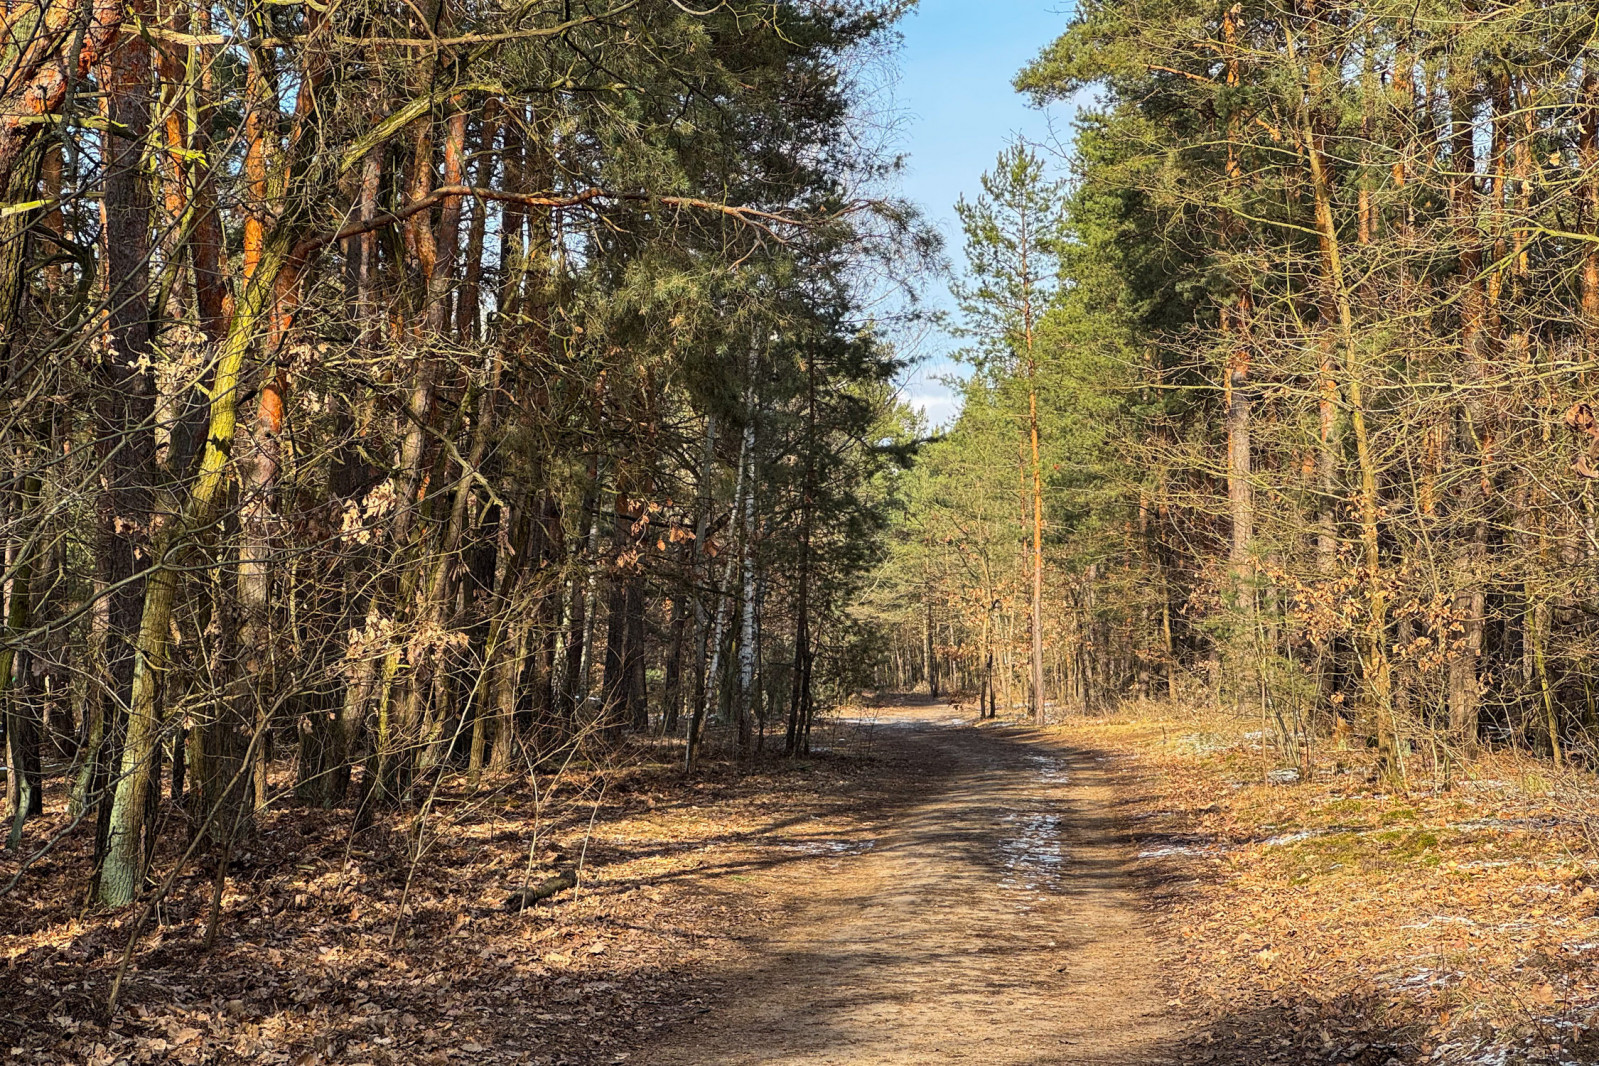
[12,0,1599,1062]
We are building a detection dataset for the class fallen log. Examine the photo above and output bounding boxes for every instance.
[504,868,578,911]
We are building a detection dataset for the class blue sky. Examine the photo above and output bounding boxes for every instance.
[890,0,1078,428]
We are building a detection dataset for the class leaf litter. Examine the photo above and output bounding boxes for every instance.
[0,732,891,1066]
[1055,706,1599,1065]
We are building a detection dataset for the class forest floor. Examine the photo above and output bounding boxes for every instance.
[1050,698,1599,1066]
[7,697,1599,1064]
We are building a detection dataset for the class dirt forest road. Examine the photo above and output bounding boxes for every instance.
[639,698,1192,1066]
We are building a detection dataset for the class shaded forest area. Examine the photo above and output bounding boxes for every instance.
[0,0,929,1048]
[871,0,1599,787]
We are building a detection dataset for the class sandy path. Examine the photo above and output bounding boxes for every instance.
[638,700,1191,1065]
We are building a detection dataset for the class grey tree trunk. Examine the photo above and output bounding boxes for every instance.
[735,427,760,756]
[688,407,751,774]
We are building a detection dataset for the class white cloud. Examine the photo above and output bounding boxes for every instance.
[908,392,962,428]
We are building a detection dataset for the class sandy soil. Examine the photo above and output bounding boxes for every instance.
[638,698,1191,1066]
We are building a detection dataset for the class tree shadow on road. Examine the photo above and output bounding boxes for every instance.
[628,707,1432,1066]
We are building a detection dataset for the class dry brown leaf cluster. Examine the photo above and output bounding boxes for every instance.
[0,736,883,1066]
[1056,706,1599,1065]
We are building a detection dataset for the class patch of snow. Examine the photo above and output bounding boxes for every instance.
[1454,859,1524,870]
[1137,845,1221,859]
[773,840,876,856]
[1028,752,1071,785]
[1401,916,1477,930]
[997,811,1067,896]
[1456,815,1563,832]
[1387,966,1462,991]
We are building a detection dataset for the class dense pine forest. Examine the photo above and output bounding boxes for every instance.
[9,0,1599,1062]
[875,0,1599,783]
[0,0,918,901]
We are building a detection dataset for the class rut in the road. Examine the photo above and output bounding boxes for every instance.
[639,701,1191,1066]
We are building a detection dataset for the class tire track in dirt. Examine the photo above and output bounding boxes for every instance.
[637,699,1191,1065]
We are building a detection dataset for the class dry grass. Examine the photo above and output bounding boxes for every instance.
[1053,701,1599,1065]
